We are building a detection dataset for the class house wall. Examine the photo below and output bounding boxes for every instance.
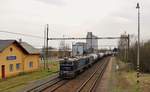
[0,43,40,79]
[72,45,84,56]
[23,55,40,72]
[72,43,87,56]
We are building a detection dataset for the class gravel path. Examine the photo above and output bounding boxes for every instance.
[94,57,113,92]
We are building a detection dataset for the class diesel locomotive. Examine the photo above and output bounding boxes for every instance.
[59,52,111,79]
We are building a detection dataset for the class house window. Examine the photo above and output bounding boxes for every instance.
[9,64,13,72]
[29,62,33,68]
[10,48,13,52]
[16,63,20,70]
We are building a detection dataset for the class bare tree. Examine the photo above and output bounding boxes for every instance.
[59,40,70,57]
[118,33,128,62]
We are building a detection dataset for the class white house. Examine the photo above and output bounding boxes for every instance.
[72,42,87,56]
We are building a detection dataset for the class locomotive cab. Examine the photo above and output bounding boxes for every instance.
[59,58,78,78]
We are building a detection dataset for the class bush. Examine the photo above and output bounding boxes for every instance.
[119,40,150,73]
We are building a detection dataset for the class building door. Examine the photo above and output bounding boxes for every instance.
[1,65,5,79]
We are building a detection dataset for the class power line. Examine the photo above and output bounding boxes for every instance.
[48,37,127,40]
[0,30,127,40]
[0,30,44,39]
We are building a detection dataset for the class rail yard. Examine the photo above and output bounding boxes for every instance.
[1,1,150,92]
[25,54,111,92]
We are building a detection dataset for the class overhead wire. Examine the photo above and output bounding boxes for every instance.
[0,30,44,39]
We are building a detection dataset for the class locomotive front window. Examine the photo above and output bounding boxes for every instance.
[60,66,73,71]
[61,61,73,65]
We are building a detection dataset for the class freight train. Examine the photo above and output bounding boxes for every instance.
[59,52,112,79]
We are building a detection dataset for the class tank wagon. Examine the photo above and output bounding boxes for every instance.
[59,52,109,79]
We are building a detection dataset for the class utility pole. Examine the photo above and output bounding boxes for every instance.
[72,41,75,57]
[46,24,49,70]
[136,2,140,84]
[72,42,73,57]
[44,27,46,69]
[77,44,79,56]
[91,32,93,53]
[63,35,66,57]
[125,35,128,62]
[127,34,130,62]
[83,43,85,56]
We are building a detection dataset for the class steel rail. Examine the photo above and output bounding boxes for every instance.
[26,77,61,92]
[88,58,109,92]
[76,57,109,92]
[44,58,108,92]
[43,80,70,92]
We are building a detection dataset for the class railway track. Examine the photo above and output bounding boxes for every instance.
[76,57,109,92]
[42,79,69,92]
[25,76,64,92]
[25,57,110,92]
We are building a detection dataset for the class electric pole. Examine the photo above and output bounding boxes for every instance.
[44,27,46,69]
[136,2,140,84]
[127,34,130,62]
[46,24,49,70]
[91,32,93,53]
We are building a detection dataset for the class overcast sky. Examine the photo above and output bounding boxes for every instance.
[0,0,149,49]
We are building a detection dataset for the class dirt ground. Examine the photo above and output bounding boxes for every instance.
[108,57,141,92]
[94,57,113,92]
[140,73,150,92]
[94,57,143,92]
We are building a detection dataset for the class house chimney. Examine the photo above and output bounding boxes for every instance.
[19,38,22,43]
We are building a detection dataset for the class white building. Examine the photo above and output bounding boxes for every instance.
[72,42,87,56]
[86,32,98,52]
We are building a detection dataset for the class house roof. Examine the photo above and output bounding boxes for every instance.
[20,42,40,54]
[0,40,17,52]
[0,40,39,54]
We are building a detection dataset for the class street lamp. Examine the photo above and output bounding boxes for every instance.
[136,2,140,84]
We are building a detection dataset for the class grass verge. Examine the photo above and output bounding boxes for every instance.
[108,57,141,92]
[0,61,59,92]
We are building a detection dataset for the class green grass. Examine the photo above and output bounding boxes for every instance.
[0,61,59,92]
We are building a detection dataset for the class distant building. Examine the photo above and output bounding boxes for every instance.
[118,32,128,50]
[86,32,98,52]
[58,49,71,58]
[0,40,40,79]
[72,42,87,56]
